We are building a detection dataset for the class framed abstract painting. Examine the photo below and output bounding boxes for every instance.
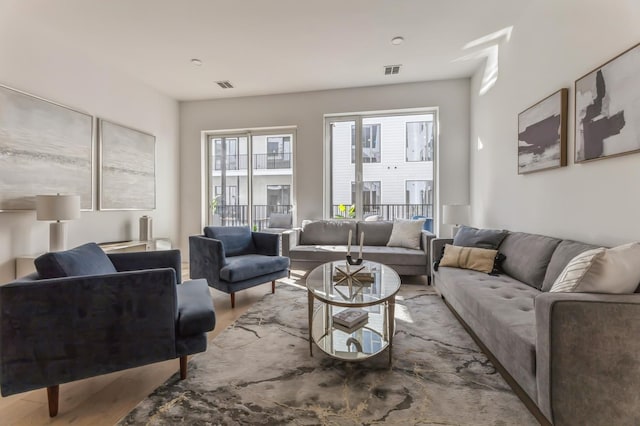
[575,43,640,163]
[518,88,568,174]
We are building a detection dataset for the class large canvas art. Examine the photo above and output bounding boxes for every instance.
[99,119,156,210]
[0,85,93,210]
[575,43,640,163]
[518,88,568,174]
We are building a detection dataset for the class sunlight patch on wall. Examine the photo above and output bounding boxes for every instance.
[477,136,484,151]
[455,26,513,96]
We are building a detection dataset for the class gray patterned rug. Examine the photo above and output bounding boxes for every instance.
[119,282,536,425]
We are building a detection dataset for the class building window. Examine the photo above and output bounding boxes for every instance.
[351,123,381,163]
[267,184,290,211]
[351,181,381,207]
[406,121,433,162]
[405,180,433,205]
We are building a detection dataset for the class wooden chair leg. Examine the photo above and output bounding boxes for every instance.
[47,385,59,417]
[272,280,276,294]
[230,292,235,308]
[180,355,188,380]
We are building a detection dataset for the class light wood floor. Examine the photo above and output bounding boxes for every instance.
[0,267,311,425]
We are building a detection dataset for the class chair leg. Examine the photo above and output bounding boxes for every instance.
[230,292,235,308]
[180,355,188,380]
[47,385,59,417]
[272,280,276,294]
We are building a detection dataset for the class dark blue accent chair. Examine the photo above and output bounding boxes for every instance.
[0,243,216,417]
[189,226,290,308]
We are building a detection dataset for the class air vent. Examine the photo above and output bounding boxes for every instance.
[384,65,401,75]
[216,81,234,89]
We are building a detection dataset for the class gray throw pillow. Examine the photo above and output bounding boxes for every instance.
[453,226,509,250]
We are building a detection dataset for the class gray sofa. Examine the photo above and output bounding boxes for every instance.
[431,230,640,425]
[282,220,435,276]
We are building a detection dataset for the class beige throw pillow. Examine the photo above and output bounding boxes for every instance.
[386,219,425,249]
[550,242,640,293]
[439,244,498,274]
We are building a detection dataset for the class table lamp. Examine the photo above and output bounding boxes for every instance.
[36,194,81,252]
[442,204,470,238]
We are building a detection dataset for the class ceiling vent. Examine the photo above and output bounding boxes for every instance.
[384,65,401,75]
[216,81,234,89]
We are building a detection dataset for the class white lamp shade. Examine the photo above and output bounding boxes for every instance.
[442,204,470,225]
[36,194,81,221]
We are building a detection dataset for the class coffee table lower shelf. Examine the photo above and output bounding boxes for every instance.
[309,302,394,365]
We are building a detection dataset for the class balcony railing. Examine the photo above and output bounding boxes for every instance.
[331,204,433,221]
[213,153,292,171]
[211,204,292,230]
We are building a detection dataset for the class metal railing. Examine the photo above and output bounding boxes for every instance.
[211,204,292,230]
[331,203,433,221]
[213,153,292,171]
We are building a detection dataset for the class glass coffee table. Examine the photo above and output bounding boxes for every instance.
[306,260,401,365]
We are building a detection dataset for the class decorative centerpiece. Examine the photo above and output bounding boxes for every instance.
[346,229,364,265]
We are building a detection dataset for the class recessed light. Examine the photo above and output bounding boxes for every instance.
[391,36,404,45]
[190,58,203,66]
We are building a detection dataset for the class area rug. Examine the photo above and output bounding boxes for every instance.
[119,282,537,425]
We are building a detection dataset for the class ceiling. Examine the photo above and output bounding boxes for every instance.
[2,0,527,101]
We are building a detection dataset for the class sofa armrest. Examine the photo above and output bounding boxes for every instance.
[535,292,640,425]
[421,230,436,274]
[0,269,178,396]
[252,232,279,256]
[281,228,301,258]
[108,249,182,283]
[189,235,225,285]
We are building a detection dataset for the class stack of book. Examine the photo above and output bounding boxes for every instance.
[332,308,368,333]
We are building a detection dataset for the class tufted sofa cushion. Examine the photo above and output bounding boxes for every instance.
[300,220,357,246]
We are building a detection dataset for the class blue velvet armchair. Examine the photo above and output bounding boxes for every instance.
[189,226,290,308]
[0,243,216,417]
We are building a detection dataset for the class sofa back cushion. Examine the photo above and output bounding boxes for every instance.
[357,221,393,246]
[541,240,602,291]
[204,226,255,257]
[268,213,292,229]
[499,232,561,290]
[300,220,357,245]
[35,242,117,279]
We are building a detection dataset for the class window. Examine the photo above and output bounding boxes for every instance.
[352,181,381,207]
[405,180,433,204]
[267,184,290,211]
[214,137,245,170]
[351,124,381,163]
[406,121,434,162]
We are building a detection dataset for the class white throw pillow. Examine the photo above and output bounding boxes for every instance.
[550,243,640,294]
[386,219,425,250]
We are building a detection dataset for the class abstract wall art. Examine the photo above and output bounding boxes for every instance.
[575,43,640,163]
[518,88,568,174]
[99,119,155,210]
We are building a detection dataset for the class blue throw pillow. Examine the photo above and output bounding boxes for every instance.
[35,242,117,279]
[204,226,255,257]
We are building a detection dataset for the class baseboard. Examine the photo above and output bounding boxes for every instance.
[440,296,551,426]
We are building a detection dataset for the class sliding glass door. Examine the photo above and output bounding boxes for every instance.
[327,111,435,226]
[208,130,294,230]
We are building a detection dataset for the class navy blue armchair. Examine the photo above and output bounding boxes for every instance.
[0,243,216,417]
[189,226,290,308]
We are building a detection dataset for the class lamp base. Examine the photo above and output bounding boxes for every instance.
[50,221,68,252]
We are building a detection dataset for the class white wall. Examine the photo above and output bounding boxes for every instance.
[180,79,470,251]
[470,0,640,246]
[0,19,180,282]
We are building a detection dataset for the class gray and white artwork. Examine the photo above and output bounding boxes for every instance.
[576,43,640,162]
[99,119,155,210]
[518,89,567,174]
[0,85,93,210]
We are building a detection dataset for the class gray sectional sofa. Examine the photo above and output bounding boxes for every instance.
[282,219,435,276]
[431,229,640,425]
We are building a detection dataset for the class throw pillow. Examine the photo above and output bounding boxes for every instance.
[453,226,509,249]
[386,219,425,249]
[35,242,117,279]
[439,244,499,274]
[550,242,640,293]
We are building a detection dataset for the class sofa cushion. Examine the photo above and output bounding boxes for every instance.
[34,242,117,279]
[453,226,509,249]
[268,213,292,229]
[290,245,426,266]
[439,244,498,273]
[541,240,602,291]
[357,221,393,246]
[176,279,216,336]
[204,226,255,257]
[550,243,640,294]
[499,232,561,290]
[300,220,357,246]
[220,254,289,283]
[387,219,425,249]
[434,267,539,400]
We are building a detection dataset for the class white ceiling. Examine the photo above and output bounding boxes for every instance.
[2,0,527,101]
